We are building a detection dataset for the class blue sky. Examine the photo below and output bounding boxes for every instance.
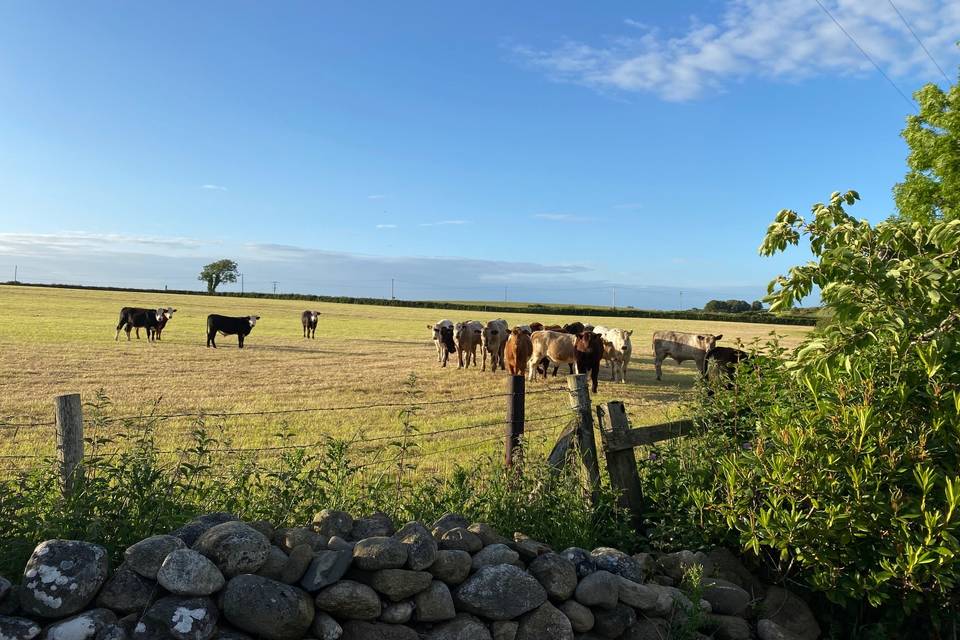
[1,1,958,308]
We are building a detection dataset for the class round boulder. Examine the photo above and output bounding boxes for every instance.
[379,601,414,624]
[350,513,395,540]
[591,547,647,584]
[427,550,471,585]
[311,611,342,640]
[528,553,577,601]
[559,547,596,579]
[95,564,156,614]
[140,596,217,640]
[370,569,433,601]
[438,528,482,553]
[124,535,186,579]
[573,570,619,610]
[454,565,546,621]
[314,580,380,620]
[157,549,225,596]
[353,537,408,571]
[313,510,354,539]
[169,513,238,547]
[516,602,573,640]
[221,575,314,640]
[299,550,353,593]
[44,608,116,640]
[414,580,456,622]
[559,600,593,633]
[593,603,636,638]
[20,539,109,618]
[0,616,42,640]
[192,521,271,578]
[394,521,437,571]
[701,577,751,616]
[340,621,417,640]
[471,544,520,570]
[426,613,492,640]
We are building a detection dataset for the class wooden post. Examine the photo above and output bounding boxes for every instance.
[567,374,600,504]
[55,393,83,496]
[505,375,525,467]
[598,402,645,533]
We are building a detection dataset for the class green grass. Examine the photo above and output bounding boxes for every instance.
[0,284,809,474]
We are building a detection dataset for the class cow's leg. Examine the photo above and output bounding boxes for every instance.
[654,353,663,380]
[238,335,244,349]
[135,327,141,340]
[591,365,599,393]
[573,361,580,375]
[125,325,132,341]
[207,332,216,348]
[621,357,629,383]
[482,348,487,372]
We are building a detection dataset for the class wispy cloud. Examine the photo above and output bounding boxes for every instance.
[201,184,228,191]
[533,213,593,222]
[367,194,387,200]
[511,0,960,101]
[419,220,468,227]
[375,224,398,229]
[0,232,208,256]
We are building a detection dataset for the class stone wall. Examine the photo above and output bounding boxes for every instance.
[0,511,821,640]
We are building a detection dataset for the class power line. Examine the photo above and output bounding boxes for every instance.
[812,0,917,111]
[887,0,951,84]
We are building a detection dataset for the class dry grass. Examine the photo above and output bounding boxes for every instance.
[0,285,809,472]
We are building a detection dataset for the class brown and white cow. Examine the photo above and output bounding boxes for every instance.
[504,327,533,376]
[302,310,320,338]
[593,325,633,383]
[528,331,580,381]
[454,320,484,369]
[652,330,722,380]
[428,319,455,366]
[481,318,510,372]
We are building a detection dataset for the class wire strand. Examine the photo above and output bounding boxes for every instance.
[887,0,951,84]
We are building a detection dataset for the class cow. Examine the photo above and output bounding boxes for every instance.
[705,346,750,380]
[504,327,533,376]
[593,325,633,383]
[528,322,545,332]
[147,308,178,341]
[575,331,605,393]
[652,330,723,380]
[547,322,589,376]
[528,331,580,382]
[302,310,320,338]
[207,314,260,349]
[515,324,533,336]
[454,320,484,369]
[115,307,173,342]
[428,319,456,367]
[481,319,510,372]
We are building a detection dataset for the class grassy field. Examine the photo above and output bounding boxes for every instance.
[0,285,809,473]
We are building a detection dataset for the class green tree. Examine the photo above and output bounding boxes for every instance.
[894,78,960,223]
[750,300,764,312]
[198,259,239,294]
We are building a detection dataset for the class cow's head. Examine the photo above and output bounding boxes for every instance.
[249,316,260,327]
[576,331,603,353]
[698,334,722,350]
[310,311,319,322]
[439,326,456,351]
[516,325,532,336]
[155,308,169,320]
[529,322,544,332]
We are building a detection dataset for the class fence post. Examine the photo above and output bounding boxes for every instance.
[55,393,83,497]
[505,375,525,467]
[567,374,600,504]
[598,402,645,533]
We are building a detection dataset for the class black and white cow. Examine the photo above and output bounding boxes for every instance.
[206,314,260,349]
[115,307,173,342]
[302,310,320,338]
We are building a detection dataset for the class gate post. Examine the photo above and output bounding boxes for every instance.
[55,393,83,497]
[505,375,525,467]
[567,374,600,504]
[598,401,645,533]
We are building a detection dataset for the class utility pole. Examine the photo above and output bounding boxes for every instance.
[272,281,279,295]
[391,278,395,300]
[504,285,507,302]
[612,286,617,311]
[13,265,17,283]
[240,273,244,295]
[679,290,683,310]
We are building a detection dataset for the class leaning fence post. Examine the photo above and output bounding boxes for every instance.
[598,401,645,533]
[567,374,601,504]
[505,375,525,467]
[55,393,83,496]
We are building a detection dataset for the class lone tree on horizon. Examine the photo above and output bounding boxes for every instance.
[198,259,239,293]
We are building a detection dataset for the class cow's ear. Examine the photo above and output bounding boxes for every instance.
[715,334,723,340]
[626,330,633,336]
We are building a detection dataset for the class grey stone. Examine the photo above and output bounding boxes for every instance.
[656,550,713,584]
[314,580,380,620]
[95,623,128,640]
[340,621,417,640]
[590,547,647,584]
[350,513,395,540]
[193,521,271,578]
[761,586,820,640]
[221,575,314,640]
[275,528,327,553]
[0,616,42,640]
[279,544,314,584]
[170,513,238,547]
[616,576,658,610]
[511,534,551,561]
[426,613,492,640]
[414,581,455,622]
[516,602,573,640]
[211,632,251,640]
[592,603,636,638]
[490,621,517,640]
[255,546,289,581]
[701,577,751,616]
[95,564,155,614]
[707,548,765,597]
[573,570,619,610]
[438,528,483,553]
[427,551,471,585]
[528,553,577,601]
[621,619,671,640]
[20,540,109,618]
[559,600,593,633]
[124,536,186,580]
[702,614,751,640]
[471,544,520,570]
[156,549,225,596]
[313,510,354,539]
[247,520,274,541]
[645,584,694,617]
[0,577,10,603]
[758,619,806,640]
[394,522,437,571]
[559,547,596,579]
[353,537,408,571]
[0,586,18,616]
[300,550,353,592]
[311,612,343,640]
[430,513,469,537]
[379,601,414,624]
[454,565,547,621]
[467,524,510,547]
[141,596,217,640]
[327,536,354,552]
[370,569,432,601]
[43,609,117,640]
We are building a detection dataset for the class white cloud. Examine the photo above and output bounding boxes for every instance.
[419,220,468,227]
[533,213,593,222]
[201,184,228,191]
[367,194,387,200]
[376,224,398,229]
[512,0,960,101]
[0,231,207,256]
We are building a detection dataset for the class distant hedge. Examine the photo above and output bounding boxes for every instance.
[2,281,817,326]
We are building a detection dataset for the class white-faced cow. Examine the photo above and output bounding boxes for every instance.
[207,314,260,349]
[302,310,320,338]
[428,319,456,367]
[652,330,722,380]
[115,307,174,342]
[148,307,177,341]
[592,325,633,383]
[481,318,509,372]
[454,320,484,369]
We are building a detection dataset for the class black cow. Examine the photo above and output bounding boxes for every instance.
[302,310,320,338]
[207,314,260,349]
[705,346,750,380]
[147,307,177,341]
[575,331,605,393]
[115,307,172,342]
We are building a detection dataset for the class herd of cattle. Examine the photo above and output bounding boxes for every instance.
[428,319,748,392]
[112,306,748,388]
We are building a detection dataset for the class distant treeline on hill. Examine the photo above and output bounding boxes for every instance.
[2,281,818,326]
